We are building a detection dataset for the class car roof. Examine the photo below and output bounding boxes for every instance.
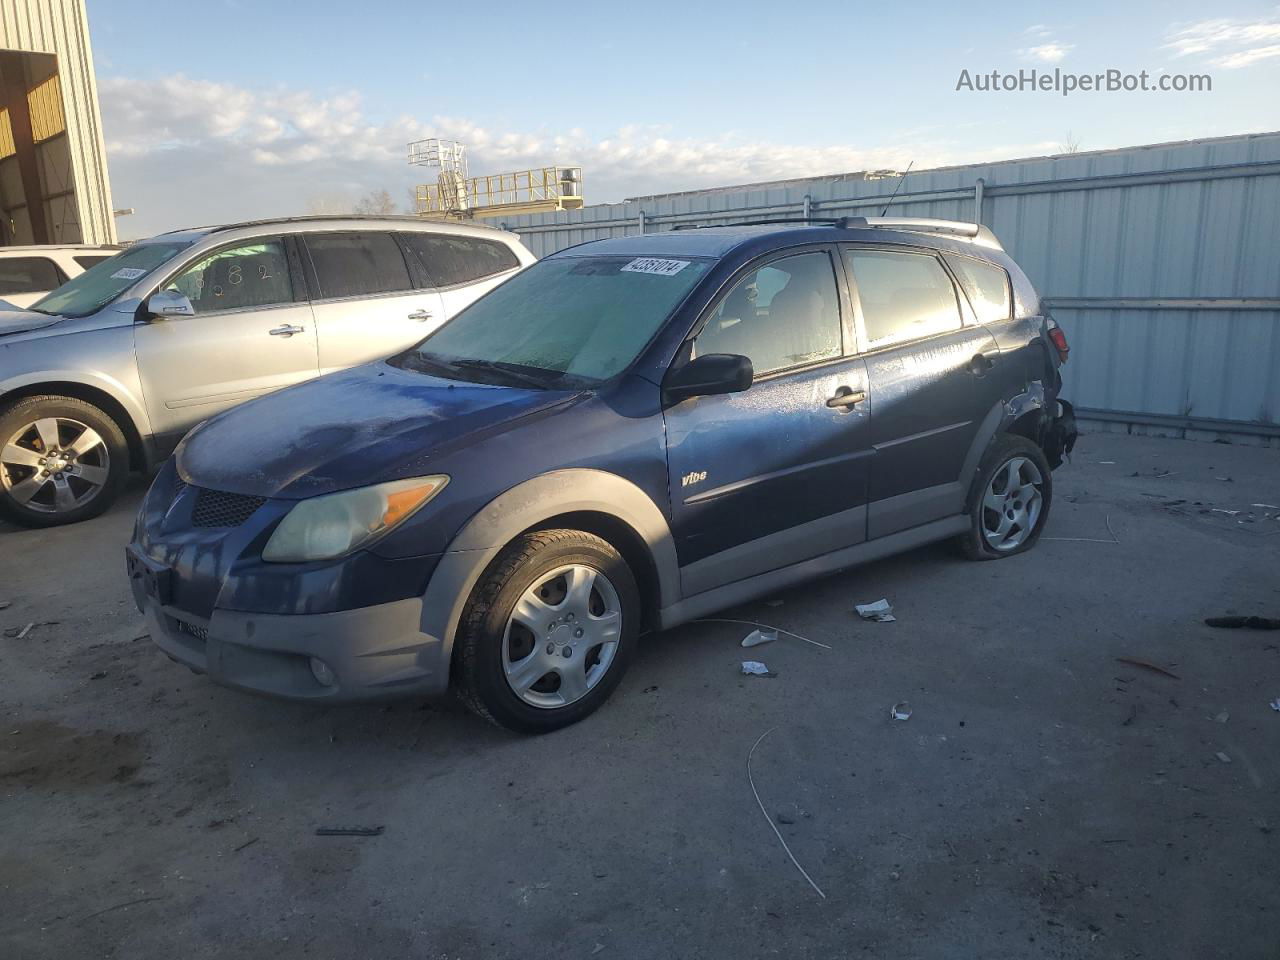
[547,222,1004,261]
[0,244,122,253]
[149,215,520,246]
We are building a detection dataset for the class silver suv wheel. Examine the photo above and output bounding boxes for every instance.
[1,416,112,514]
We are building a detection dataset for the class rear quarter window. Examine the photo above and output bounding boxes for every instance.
[401,233,520,287]
[944,254,1012,323]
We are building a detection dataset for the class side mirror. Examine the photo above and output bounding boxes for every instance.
[146,289,195,320]
[663,353,753,404]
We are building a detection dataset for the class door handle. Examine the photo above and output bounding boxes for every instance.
[826,387,867,410]
[408,309,434,322]
[269,324,305,337]
[968,351,997,376]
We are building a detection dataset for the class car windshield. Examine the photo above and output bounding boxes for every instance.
[389,254,711,387]
[31,241,192,318]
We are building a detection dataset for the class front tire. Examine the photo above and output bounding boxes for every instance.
[0,395,129,528]
[959,434,1053,560]
[454,529,640,733]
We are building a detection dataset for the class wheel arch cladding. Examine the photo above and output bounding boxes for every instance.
[420,468,679,662]
[2,381,147,471]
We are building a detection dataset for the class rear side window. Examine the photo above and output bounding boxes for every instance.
[306,232,412,299]
[74,254,114,270]
[945,254,1012,323]
[845,249,962,348]
[401,233,520,287]
[165,239,294,314]
[0,256,65,295]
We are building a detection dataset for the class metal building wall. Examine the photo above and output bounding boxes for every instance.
[0,0,115,245]
[504,132,1280,444]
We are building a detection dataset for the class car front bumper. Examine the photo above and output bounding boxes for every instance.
[130,546,450,702]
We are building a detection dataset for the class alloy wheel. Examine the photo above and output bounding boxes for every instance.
[0,417,111,514]
[502,563,622,709]
[981,455,1044,551]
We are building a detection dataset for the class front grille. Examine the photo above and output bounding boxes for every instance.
[191,487,267,528]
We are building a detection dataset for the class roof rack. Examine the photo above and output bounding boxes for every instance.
[670,215,1003,250]
[671,217,842,231]
[836,216,1003,250]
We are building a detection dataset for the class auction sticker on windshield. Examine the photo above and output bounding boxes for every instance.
[621,258,690,276]
[110,267,148,280]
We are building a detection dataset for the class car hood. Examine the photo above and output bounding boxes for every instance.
[0,309,63,335]
[176,363,587,498]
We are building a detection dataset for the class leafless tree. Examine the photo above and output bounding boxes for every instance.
[353,189,397,216]
[1058,131,1081,155]
[305,193,352,215]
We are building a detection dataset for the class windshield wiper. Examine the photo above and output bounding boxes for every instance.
[451,359,556,390]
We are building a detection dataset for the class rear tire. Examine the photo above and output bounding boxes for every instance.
[454,529,640,734]
[959,434,1052,560]
[0,395,129,528]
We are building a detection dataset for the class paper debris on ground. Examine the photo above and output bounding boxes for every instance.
[1215,751,1232,764]
[1212,711,1229,724]
[742,628,778,648]
[855,599,896,622]
[741,661,772,676]
[1269,698,1280,712]
[890,702,912,721]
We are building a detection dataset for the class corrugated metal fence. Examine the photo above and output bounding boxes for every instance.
[503,132,1280,445]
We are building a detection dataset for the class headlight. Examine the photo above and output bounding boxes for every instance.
[262,476,448,563]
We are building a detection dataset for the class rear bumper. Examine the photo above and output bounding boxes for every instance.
[140,591,450,703]
[1044,397,1078,469]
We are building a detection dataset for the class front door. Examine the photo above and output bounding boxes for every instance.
[842,245,1002,539]
[134,236,319,448]
[664,249,874,597]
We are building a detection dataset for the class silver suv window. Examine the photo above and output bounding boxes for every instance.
[305,232,412,299]
[400,233,519,287]
[167,240,294,314]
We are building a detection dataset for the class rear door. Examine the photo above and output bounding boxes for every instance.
[842,245,1002,539]
[134,235,318,446]
[302,231,445,373]
[398,231,523,319]
[664,247,873,597]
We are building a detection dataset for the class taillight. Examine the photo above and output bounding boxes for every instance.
[1047,325,1069,363]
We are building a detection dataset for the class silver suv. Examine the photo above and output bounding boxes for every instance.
[0,216,534,527]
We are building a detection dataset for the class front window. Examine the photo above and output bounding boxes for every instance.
[391,255,711,387]
[164,240,294,314]
[32,241,191,318]
[693,252,843,375]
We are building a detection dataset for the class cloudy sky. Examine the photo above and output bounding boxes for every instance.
[89,0,1280,239]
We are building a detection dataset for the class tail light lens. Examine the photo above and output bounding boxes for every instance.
[1047,324,1069,363]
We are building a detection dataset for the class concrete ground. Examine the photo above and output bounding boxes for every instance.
[2,431,1278,960]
